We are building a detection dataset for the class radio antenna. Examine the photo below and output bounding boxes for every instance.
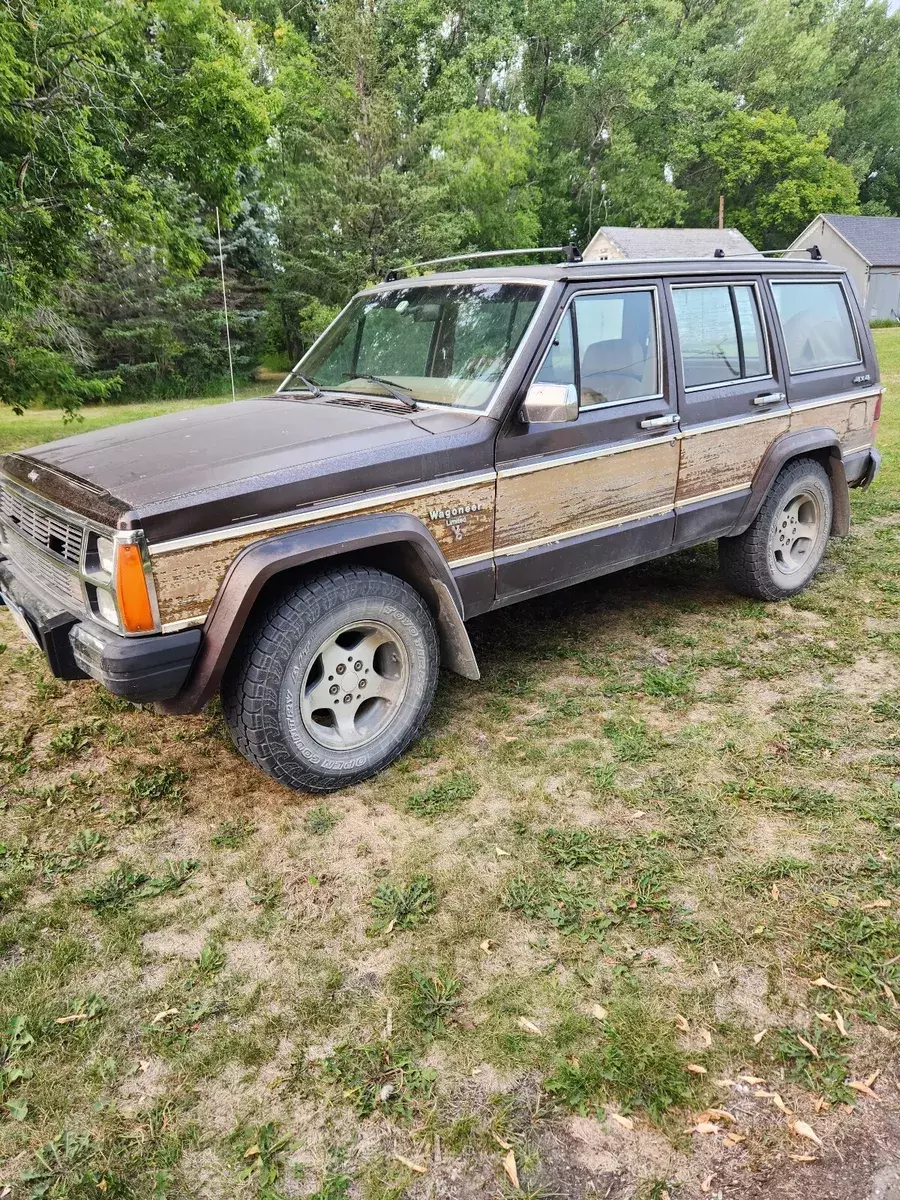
[216,206,236,401]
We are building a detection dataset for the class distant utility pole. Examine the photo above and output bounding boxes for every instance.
[718,194,725,230]
[216,206,236,402]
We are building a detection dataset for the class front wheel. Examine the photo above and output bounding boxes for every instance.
[222,567,440,792]
[718,457,834,601]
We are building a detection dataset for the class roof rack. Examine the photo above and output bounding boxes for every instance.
[383,243,583,281]
[713,244,823,260]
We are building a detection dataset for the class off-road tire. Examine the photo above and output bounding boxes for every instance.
[222,567,439,792]
[718,457,833,601]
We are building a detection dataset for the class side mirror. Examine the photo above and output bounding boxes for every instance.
[519,382,579,424]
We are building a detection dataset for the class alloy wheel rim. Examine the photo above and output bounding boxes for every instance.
[769,489,823,576]
[299,620,409,750]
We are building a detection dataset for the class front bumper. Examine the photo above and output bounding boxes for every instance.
[0,558,201,703]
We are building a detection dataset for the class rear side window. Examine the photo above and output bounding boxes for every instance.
[671,284,767,388]
[770,281,860,373]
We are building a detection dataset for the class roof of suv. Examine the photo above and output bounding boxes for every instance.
[376,256,848,289]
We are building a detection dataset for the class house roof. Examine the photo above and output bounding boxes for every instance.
[821,214,900,267]
[585,225,759,260]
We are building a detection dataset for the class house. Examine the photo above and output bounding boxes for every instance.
[788,214,900,321]
[583,226,760,262]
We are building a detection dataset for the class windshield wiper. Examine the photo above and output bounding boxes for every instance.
[342,373,418,409]
[283,372,322,397]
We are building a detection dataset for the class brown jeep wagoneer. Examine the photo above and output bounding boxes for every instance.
[0,249,882,791]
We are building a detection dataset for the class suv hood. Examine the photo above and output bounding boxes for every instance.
[2,396,487,539]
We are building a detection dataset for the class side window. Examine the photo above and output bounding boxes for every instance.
[575,290,658,406]
[671,284,767,388]
[534,310,576,386]
[770,281,860,373]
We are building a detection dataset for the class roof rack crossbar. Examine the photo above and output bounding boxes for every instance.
[713,244,823,260]
[383,243,582,281]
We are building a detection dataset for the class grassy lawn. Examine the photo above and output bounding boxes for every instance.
[0,385,265,456]
[1,334,899,1199]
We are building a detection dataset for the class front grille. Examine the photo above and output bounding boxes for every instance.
[2,527,84,609]
[0,482,85,565]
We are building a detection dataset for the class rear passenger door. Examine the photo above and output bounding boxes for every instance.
[766,275,879,457]
[666,277,790,545]
[494,282,680,600]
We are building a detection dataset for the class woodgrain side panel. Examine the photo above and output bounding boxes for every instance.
[152,480,496,626]
[495,439,679,551]
[677,414,789,503]
[789,395,877,453]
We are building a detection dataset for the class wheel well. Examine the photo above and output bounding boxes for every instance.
[780,446,850,537]
[244,542,480,680]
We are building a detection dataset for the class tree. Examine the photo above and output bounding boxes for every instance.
[695,109,859,249]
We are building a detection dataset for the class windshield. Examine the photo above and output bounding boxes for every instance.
[286,282,545,410]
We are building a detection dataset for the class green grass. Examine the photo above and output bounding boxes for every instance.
[0,333,899,1194]
[0,385,262,455]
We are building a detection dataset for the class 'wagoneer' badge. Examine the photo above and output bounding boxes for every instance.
[428,502,484,541]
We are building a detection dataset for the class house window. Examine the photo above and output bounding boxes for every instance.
[770,281,860,372]
[671,284,767,388]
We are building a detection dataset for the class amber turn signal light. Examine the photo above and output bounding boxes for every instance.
[115,542,156,633]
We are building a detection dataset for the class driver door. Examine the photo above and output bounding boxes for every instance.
[493,282,680,601]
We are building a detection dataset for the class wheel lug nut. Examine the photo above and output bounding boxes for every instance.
[329,684,339,695]
[343,694,353,704]
[359,679,366,690]
[354,660,363,671]
[336,664,346,675]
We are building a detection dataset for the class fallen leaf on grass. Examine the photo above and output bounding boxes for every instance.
[815,1096,830,1113]
[771,884,780,900]
[610,1113,634,1130]
[790,1154,817,1163]
[491,1132,512,1151]
[517,1017,542,1036]
[590,1004,608,1021]
[816,1011,834,1025]
[685,1063,707,1075]
[243,1145,260,1159]
[696,1108,736,1124]
[797,1035,820,1058]
[810,976,838,990]
[866,1069,881,1087]
[687,1122,721,1135]
[395,1155,426,1174]
[861,898,891,910]
[701,1174,715,1194]
[503,1150,520,1190]
[724,1132,746,1146]
[770,1094,793,1116]
[790,1120,823,1147]
[699,1028,713,1047]
[753,1028,768,1045]
[675,1014,690,1033]
[847,1080,880,1100]
[480,939,493,954]
[54,1013,89,1024]
[150,1008,178,1025]
[738,1075,766,1085]
[882,982,899,1009]
[834,1010,849,1037]
[494,846,510,858]
[714,1078,736,1087]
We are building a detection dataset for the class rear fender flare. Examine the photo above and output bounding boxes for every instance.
[731,428,849,538]
[159,512,479,714]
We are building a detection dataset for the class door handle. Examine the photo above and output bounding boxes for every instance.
[753,391,786,406]
[640,413,680,430]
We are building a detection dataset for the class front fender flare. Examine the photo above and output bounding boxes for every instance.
[158,512,479,714]
[730,427,850,539]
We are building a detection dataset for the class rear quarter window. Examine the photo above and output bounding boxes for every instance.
[770,280,860,373]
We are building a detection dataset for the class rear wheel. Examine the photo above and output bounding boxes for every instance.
[718,457,833,601]
[222,566,439,792]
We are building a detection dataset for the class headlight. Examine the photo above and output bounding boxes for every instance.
[95,587,118,625]
[96,536,115,575]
